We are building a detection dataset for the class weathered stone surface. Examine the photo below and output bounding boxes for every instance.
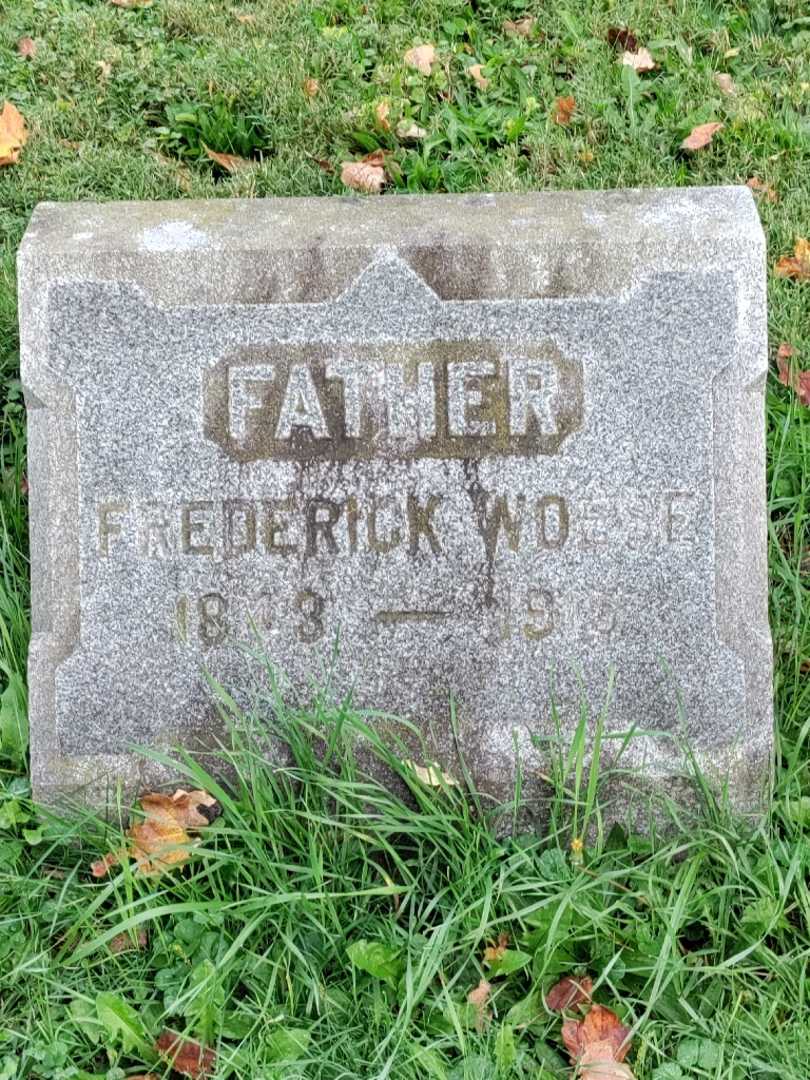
[20,188,772,816]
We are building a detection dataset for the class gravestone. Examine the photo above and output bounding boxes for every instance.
[20,187,772,814]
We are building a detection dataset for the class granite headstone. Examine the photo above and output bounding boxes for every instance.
[19,187,772,813]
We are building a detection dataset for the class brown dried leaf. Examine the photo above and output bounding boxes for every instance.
[546,974,593,1012]
[483,932,509,964]
[17,37,37,58]
[774,238,810,281]
[203,145,253,174]
[468,63,489,90]
[746,176,778,202]
[713,72,736,95]
[0,102,28,166]
[108,928,148,954]
[562,1004,632,1064]
[467,978,492,1033]
[155,1032,216,1079]
[553,95,576,126]
[621,47,655,73]
[680,121,723,150]
[233,12,256,24]
[375,100,391,131]
[303,77,320,98]
[340,153,386,195]
[404,43,437,76]
[607,28,637,52]
[91,850,123,878]
[776,343,810,406]
[503,16,534,37]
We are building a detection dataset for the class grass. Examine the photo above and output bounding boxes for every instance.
[0,0,808,1077]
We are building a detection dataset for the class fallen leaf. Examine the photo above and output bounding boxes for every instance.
[581,1043,636,1080]
[724,47,740,58]
[155,1032,216,1079]
[0,102,28,166]
[503,16,534,37]
[607,27,637,52]
[59,138,81,150]
[714,72,736,95]
[483,932,509,964]
[395,119,426,140]
[468,63,489,90]
[680,121,723,150]
[467,979,492,1033]
[340,151,387,195]
[746,176,778,202]
[621,47,655,73]
[375,100,391,131]
[546,974,593,1012]
[91,789,220,878]
[553,95,576,125]
[774,238,810,281]
[303,77,320,98]
[307,153,334,173]
[404,43,437,76]
[406,760,459,787]
[204,145,253,173]
[562,1004,632,1064]
[233,11,256,24]
[97,60,112,79]
[110,0,153,7]
[108,928,148,954]
[776,343,810,406]
[17,37,37,58]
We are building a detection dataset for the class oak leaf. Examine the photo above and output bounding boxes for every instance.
[467,979,492,1033]
[0,102,28,166]
[155,1032,216,1079]
[204,145,253,173]
[553,95,576,125]
[503,16,534,37]
[404,44,437,76]
[546,974,593,1012]
[621,48,655,73]
[468,63,489,90]
[713,72,736,95]
[774,238,810,281]
[303,77,320,98]
[341,151,387,194]
[17,37,37,58]
[746,176,777,202]
[562,1004,631,1064]
[607,28,637,52]
[680,121,723,150]
[91,788,220,878]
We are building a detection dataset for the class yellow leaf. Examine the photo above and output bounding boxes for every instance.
[0,102,28,166]
[375,100,391,131]
[405,760,459,787]
[404,43,437,76]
